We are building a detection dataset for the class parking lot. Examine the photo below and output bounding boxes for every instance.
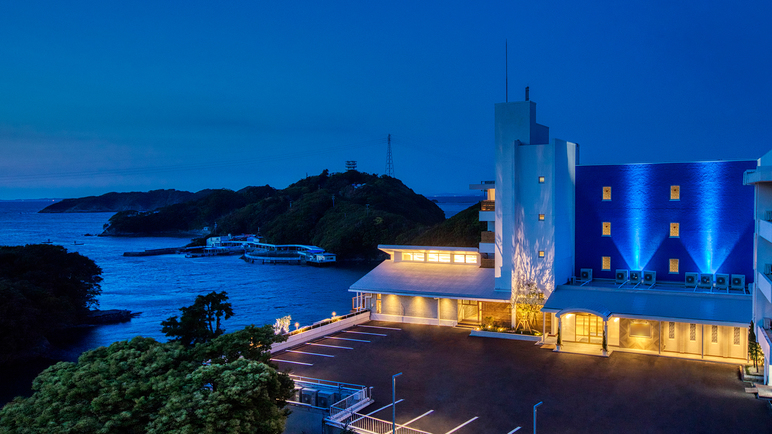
[272,321,770,433]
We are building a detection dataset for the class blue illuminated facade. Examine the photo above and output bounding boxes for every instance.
[575,160,756,282]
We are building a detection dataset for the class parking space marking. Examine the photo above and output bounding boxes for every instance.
[270,359,313,366]
[324,336,370,342]
[506,427,521,433]
[445,416,479,434]
[359,325,401,330]
[306,343,353,349]
[365,399,405,416]
[285,350,334,358]
[402,410,434,426]
[343,330,388,336]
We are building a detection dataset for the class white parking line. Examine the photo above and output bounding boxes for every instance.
[445,416,478,434]
[365,398,405,416]
[359,325,401,330]
[306,343,353,350]
[270,359,313,366]
[506,427,521,433]
[285,350,334,358]
[402,410,434,426]
[324,336,370,342]
[343,330,387,336]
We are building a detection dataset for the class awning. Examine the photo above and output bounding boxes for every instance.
[543,285,751,326]
[349,261,508,302]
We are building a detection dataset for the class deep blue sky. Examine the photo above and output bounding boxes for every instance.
[1,1,770,200]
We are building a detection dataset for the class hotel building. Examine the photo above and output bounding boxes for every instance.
[350,97,758,367]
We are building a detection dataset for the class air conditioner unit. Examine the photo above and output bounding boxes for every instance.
[685,272,698,286]
[643,270,656,284]
[301,388,318,407]
[730,274,746,290]
[629,271,642,284]
[698,273,713,289]
[580,268,593,282]
[316,391,335,409]
[615,269,629,284]
[715,274,729,289]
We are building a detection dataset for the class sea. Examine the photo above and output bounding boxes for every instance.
[0,196,479,404]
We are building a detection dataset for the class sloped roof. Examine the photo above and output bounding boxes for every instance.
[349,261,507,301]
[543,285,751,326]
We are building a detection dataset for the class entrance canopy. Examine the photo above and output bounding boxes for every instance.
[543,285,751,327]
[349,261,507,302]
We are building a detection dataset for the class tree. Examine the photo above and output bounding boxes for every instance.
[0,328,293,434]
[749,321,763,371]
[162,291,234,346]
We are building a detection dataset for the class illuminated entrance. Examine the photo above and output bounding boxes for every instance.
[575,314,603,344]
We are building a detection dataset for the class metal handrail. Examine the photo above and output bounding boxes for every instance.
[331,412,432,434]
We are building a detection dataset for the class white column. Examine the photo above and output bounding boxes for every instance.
[557,315,562,350]
[437,298,441,326]
[701,324,705,359]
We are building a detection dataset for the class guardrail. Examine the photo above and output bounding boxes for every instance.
[271,310,371,353]
[329,387,373,421]
[330,412,432,434]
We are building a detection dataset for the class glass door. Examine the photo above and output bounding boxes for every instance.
[576,314,603,344]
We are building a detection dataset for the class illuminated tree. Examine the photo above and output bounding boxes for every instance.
[512,279,545,332]
[749,321,763,372]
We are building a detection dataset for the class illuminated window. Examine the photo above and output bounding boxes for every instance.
[538,214,545,221]
[670,185,680,200]
[454,254,465,263]
[538,176,545,184]
[689,324,696,341]
[734,327,741,345]
[602,186,611,201]
[439,253,451,263]
[413,253,425,262]
[465,255,477,264]
[602,256,611,270]
[602,222,611,236]
[670,223,679,237]
[538,250,545,258]
[711,325,718,344]
[668,322,675,339]
[427,253,439,262]
[630,321,651,338]
[669,259,679,273]
[402,252,413,261]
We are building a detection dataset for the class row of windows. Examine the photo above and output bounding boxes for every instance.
[600,256,682,273]
[602,185,681,201]
[667,322,742,345]
[601,222,680,237]
[402,252,478,264]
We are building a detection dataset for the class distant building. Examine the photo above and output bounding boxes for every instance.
[350,97,758,366]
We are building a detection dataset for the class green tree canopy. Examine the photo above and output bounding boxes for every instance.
[162,291,234,346]
[0,325,292,434]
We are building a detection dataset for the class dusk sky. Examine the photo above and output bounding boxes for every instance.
[1,1,770,200]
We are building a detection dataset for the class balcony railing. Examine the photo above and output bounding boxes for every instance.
[481,200,495,211]
[480,231,494,243]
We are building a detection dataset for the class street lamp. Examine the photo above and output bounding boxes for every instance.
[392,372,403,434]
[533,401,543,434]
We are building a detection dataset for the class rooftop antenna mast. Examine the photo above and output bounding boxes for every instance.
[505,39,508,102]
[385,133,394,177]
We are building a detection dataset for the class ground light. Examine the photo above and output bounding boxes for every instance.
[533,401,543,434]
[392,372,403,434]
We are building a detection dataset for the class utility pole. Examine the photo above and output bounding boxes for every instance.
[392,372,403,434]
[385,134,394,178]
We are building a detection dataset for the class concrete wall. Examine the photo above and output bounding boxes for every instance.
[618,319,661,352]
[553,139,577,288]
[576,161,755,282]
[374,294,458,326]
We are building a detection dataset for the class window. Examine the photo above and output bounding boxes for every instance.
[711,325,718,344]
[668,322,675,339]
[538,250,545,258]
[630,321,651,338]
[669,259,679,274]
[670,223,679,237]
[538,176,545,183]
[402,252,413,261]
[538,214,545,221]
[671,185,680,200]
[602,256,611,270]
[602,186,612,201]
[734,327,741,345]
[454,254,466,263]
[438,253,451,263]
[427,253,439,262]
[689,324,696,341]
[413,252,425,262]
[602,222,611,236]
[465,255,477,264]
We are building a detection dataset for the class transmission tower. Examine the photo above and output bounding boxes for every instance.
[385,133,394,178]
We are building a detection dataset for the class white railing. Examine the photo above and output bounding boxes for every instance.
[331,412,432,434]
[329,387,372,421]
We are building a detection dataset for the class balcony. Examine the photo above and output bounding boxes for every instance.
[480,231,494,243]
[481,200,495,211]
[481,258,495,268]
[761,219,772,244]
[759,271,772,304]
